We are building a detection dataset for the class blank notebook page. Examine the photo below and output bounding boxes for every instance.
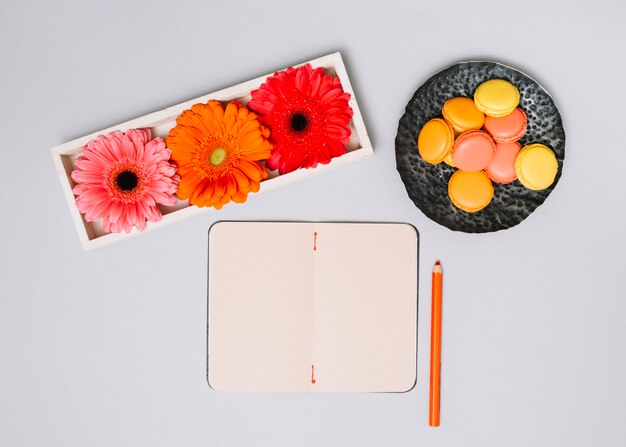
[207,222,418,392]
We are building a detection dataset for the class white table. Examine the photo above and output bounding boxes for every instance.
[1,1,624,445]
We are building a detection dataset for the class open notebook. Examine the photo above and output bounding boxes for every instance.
[207,222,418,392]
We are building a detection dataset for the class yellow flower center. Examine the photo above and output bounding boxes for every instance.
[210,147,227,166]
[193,135,240,180]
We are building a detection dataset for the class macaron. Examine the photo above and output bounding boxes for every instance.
[474,79,520,117]
[418,118,454,164]
[442,97,485,133]
[486,141,521,184]
[448,170,494,213]
[515,143,559,190]
[443,151,455,167]
[451,130,496,172]
[483,107,527,143]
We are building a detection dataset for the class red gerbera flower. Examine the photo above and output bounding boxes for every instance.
[248,64,353,175]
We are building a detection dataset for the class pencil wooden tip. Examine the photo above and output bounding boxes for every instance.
[433,261,442,274]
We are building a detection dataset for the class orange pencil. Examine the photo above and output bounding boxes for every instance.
[429,261,443,427]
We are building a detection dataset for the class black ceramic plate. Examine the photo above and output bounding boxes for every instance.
[395,61,565,233]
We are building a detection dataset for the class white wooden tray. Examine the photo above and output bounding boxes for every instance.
[51,52,373,250]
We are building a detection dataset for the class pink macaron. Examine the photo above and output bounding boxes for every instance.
[483,108,527,143]
[486,141,521,184]
[451,130,496,172]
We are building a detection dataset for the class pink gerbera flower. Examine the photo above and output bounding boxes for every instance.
[248,64,354,175]
[71,129,179,233]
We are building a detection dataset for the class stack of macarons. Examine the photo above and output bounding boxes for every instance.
[418,79,559,212]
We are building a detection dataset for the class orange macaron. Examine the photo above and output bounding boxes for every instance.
[448,170,494,212]
[451,130,496,172]
[442,97,485,133]
[483,108,527,143]
[418,118,454,164]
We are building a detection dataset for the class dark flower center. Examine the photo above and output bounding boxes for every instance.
[116,170,138,191]
[290,113,308,132]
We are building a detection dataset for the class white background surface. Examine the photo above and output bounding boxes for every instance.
[1,0,625,445]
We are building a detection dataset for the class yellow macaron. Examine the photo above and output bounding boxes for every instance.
[448,170,494,213]
[442,97,485,132]
[474,79,520,117]
[418,118,454,164]
[515,143,558,190]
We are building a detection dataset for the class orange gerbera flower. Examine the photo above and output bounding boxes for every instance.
[166,100,272,209]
